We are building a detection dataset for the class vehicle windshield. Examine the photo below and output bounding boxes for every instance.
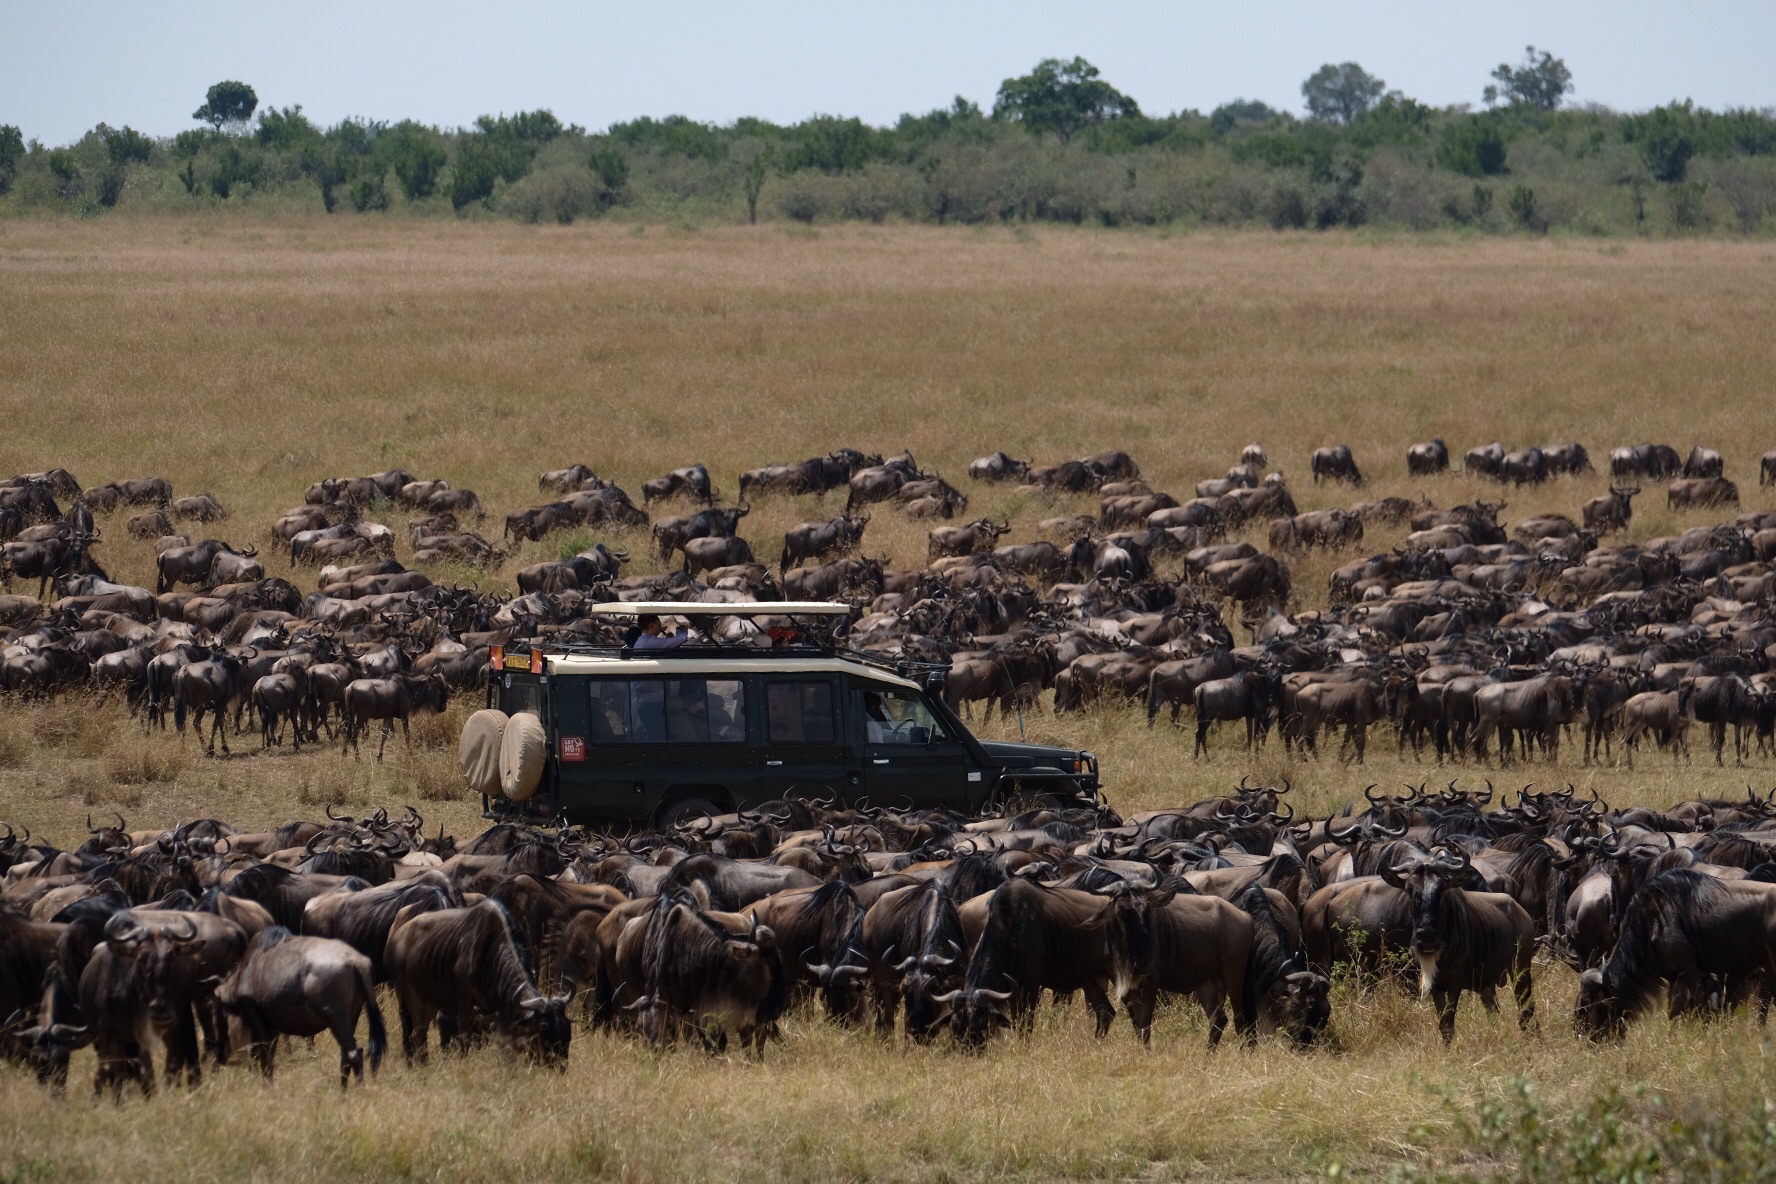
[859,688,948,745]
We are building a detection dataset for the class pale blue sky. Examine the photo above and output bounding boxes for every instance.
[7,0,1772,145]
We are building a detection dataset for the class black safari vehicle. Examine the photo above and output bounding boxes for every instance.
[466,602,1100,827]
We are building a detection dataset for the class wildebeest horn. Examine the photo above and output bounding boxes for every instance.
[1363,784,1381,803]
[1277,778,1291,796]
[971,988,1014,1003]
[325,804,351,823]
[928,989,965,1003]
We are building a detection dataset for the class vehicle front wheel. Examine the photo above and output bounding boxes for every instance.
[656,796,721,830]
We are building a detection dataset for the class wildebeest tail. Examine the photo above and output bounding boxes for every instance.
[358,959,387,1074]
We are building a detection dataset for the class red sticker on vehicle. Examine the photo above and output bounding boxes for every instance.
[559,736,586,762]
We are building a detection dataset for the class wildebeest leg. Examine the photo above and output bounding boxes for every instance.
[1123,984,1156,1046]
[1194,717,1211,759]
[872,981,898,1036]
[1513,962,1536,1031]
[1433,988,1459,1045]
[376,719,393,762]
[333,1014,363,1088]
[397,996,430,1065]
[1197,983,1230,1047]
[239,1006,276,1079]
[1352,723,1367,765]
[1081,983,1116,1038]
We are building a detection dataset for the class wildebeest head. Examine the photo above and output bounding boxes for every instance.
[103,912,202,1032]
[1381,846,1478,968]
[510,990,573,1067]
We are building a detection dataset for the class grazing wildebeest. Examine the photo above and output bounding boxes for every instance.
[170,494,228,523]
[341,673,449,760]
[928,518,1010,561]
[859,880,967,1041]
[683,535,757,579]
[84,477,172,511]
[539,463,598,493]
[173,652,248,755]
[503,502,582,544]
[384,901,572,1065]
[1463,442,1505,478]
[967,452,1032,483]
[1667,476,1738,510]
[1575,871,1776,1039]
[515,544,628,594]
[1383,847,1535,1044]
[653,503,750,562]
[155,540,258,594]
[635,891,789,1053]
[1310,445,1363,485]
[1582,486,1639,533]
[643,464,717,506]
[845,453,923,513]
[780,514,868,573]
[1499,446,1548,485]
[126,510,174,540]
[1471,674,1577,764]
[1407,439,1449,475]
[215,928,386,1086]
[1122,884,1257,1047]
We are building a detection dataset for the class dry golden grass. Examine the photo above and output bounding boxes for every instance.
[4,220,1776,1181]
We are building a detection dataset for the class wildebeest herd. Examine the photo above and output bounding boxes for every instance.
[8,433,1776,767]
[7,777,1776,1099]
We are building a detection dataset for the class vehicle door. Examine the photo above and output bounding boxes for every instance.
[759,676,848,802]
[569,675,758,821]
[853,684,971,810]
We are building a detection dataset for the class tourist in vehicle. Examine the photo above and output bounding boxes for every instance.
[631,614,689,651]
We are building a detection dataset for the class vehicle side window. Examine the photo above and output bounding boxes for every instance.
[766,681,836,743]
[503,678,543,718]
[586,678,747,744]
[859,689,947,745]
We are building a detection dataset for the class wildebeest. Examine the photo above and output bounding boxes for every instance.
[1383,847,1535,1044]
[1763,451,1776,486]
[928,519,1010,561]
[170,493,228,523]
[515,544,628,594]
[1682,445,1723,479]
[1463,442,1505,478]
[385,900,571,1065]
[859,880,966,1041]
[1582,486,1639,533]
[967,452,1031,483]
[1310,445,1363,485]
[1667,476,1738,510]
[1499,446,1547,485]
[539,463,598,493]
[781,514,869,573]
[845,452,923,513]
[503,502,582,544]
[1194,672,1277,757]
[173,652,248,755]
[653,503,750,562]
[684,535,757,579]
[1407,439,1449,475]
[634,891,788,1053]
[84,477,172,511]
[1575,871,1776,1039]
[341,673,450,760]
[738,450,877,501]
[643,464,717,506]
[1611,443,1682,480]
[1122,884,1256,1047]
[1542,442,1593,476]
[215,927,386,1086]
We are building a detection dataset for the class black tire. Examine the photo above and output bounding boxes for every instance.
[656,797,721,830]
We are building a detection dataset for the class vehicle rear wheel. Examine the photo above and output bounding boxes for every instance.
[656,797,721,830]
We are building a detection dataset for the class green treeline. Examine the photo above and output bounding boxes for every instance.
[3,55,1774,234]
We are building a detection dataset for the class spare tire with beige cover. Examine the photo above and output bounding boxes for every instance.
[458,709,508,796]
[499,711,548,802]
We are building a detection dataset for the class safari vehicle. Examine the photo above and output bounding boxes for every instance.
[462,602,1100,827]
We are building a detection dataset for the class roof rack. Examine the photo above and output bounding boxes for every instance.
[585,601,853,617]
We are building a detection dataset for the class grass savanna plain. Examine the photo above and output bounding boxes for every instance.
[4,219,1776,1181]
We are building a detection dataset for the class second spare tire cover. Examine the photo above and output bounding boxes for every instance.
[499,712,547,802]
[459,709,508,796]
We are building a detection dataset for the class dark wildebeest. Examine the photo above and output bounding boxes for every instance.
[1122,884,1257,1047]
[1543,442,1593,476]
[515,544,628,594]
[1463,442,1505,478]
[155,540,259,594]
[945,878,1146,1047]
[1667,476,1739,510]
[215,927,386,1086]
[341,673,449,760]
[539,463,597,493]
[845,453,922,513]
[636,891,789,1054]
[503,502,582,544]
[1610,443,1682,480]
[252,672,307,752]
[1194,671,1277,757]
[1582,486,1639,534]
[1682,445,1723,479]
[738,450,877,501]
[1310,445,1363,485]
[173,652,248,755]
[1407,439,1449,475]
[643,464,717,506]
[1471,674,1577,764]
[653,503,750,562]
[1146,650,1239,728]
[384,900,572,1065]
[928,519,1010,561]
[780,514,868,573]
[1575,871,1776,1039]
[85,477,172,510]
[683,535,757,579]
[301,876,462,981]
[126,510,174,540]
[993,540,1066,580]
[1499,446,1548,485]
[859,880,967,1041]
[1269,509,1362,551]
[1383,846,1535,1044]
[170,493,228,523]
[967,452,1032,483]
[742,880,869,1022]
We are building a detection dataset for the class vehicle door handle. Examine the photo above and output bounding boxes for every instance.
[872,758,890,765]
[766,759,784,766]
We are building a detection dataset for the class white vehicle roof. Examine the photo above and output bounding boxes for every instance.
[535,652,921,690]
[586,601,851,617]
